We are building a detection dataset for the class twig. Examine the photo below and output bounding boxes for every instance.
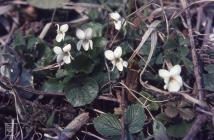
[139,80,206,107]
[59,112,89,140]
[81,131,106,140]
[98,95,118,103]
[183,115,207,140]
[180,0,206,100]
[120,80,126,140]
[180,0,207,139]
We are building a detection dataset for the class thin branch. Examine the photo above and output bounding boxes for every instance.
[180,0,207,139]
[81,131,106,140]
[120,80,126,140]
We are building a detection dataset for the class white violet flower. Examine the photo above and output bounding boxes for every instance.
[56,24,69,42]
[159,65,183,92]
[53,44,74,64]
[76,28,93,51]
[104,46,128,71]
[109,12,126,30]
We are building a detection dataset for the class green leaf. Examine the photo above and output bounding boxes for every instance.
[12,31,25,48]
[205,64,214,74]
[93,114,121,136]
[89,37,106,59]
[178,37,190,47]
[120,41,133,55]
[27,0,68,9]
[27,37,39,49]
[93,71,119,87]
[126,104,145,133]
[164,105,179,118]
[64,77,98,107]
[43,80,63,92]
[19,69,33,86]
[46,111,55,127]
[87,9,99,20]
[182,58,193,72]
[139,91,159,111]
[155,113,171,125]
[153,120,169,140]
[55,69,68,79]
[178,47,189,58]
[203,73,214,91]
[148,102,159,111]
[179,108,194,121]
[155,53,163,65]
[69,55,96,74]
[93,37,107,49]
[36,45,54,67]
[167,122,192,138]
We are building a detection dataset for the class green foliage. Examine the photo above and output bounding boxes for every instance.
[46,111,55,127]
[69,55,96,74]
[153,120,169,140]
[55,69,68,79]
[43,80,64,92]
[64,77,98,107]
[203,73,214,91]
[5,2,204,139]
[92,70,119,87]
[179,108,195,121]
[94,104,145,137]
[82,22,103,37]
[87,9,99,20]
[164,102,194,121]
[166,122,192,138]
[164,105,179,118]
[140,91,159,111]
[12,31,25,47]
[12,31,52,68]
[203,64,214,91]
[126,104,145,133]
[27,0,68,9]
[205,64,214,73]
[93,114,121,136]
[163,32,193,71]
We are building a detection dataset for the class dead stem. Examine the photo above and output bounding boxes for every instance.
[180,0,208,139]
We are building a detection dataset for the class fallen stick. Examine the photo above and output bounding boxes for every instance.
[59,112,89,140]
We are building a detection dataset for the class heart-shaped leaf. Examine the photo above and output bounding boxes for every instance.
[93,114,121,136]
[43,80,63,92]
[64,77,98,107]
[126,104,145,133]
[69,55,96,74]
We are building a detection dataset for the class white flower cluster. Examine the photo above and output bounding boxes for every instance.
[54,24,94,64]
[53,12,126,65]
[54,24,73,64]
[53,14,184,92]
